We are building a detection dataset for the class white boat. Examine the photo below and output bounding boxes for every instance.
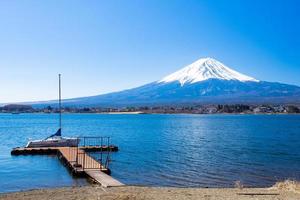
[26,129,79,148]
[26,74,79,148]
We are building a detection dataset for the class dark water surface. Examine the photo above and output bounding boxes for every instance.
[0,113,300,193]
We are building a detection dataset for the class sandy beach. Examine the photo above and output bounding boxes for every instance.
[1,183,300,200]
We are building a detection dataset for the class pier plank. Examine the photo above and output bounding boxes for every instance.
[85,170,124,187]
[59,147,103,171]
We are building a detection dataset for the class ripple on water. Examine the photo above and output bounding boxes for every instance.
[0,113,300,192]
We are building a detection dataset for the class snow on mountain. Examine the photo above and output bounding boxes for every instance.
[159,57,258,86]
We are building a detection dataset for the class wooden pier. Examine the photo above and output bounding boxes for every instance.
[85,170,124,187]
[11,145,118,155]
[11,146,124,187]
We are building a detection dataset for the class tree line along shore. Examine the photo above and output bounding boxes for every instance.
[1,104,300,114]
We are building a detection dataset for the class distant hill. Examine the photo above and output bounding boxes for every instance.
[31,58,300,107]
[1,104,34,112]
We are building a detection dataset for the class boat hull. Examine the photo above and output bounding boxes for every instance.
[26,138,79,148]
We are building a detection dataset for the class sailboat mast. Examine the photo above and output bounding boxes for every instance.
[59,74,62,130]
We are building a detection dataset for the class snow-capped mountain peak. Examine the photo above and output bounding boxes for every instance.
[159,57,259,86]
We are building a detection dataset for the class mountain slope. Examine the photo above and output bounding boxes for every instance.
[33,58,300,107]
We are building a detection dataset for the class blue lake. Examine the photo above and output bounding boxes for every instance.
[0,113,300,193]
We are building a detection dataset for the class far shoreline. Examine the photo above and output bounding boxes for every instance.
[1,112,300,115]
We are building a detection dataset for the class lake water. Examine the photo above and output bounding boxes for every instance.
[0,113,300,193]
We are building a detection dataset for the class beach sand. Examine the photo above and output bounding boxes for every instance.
[1,185,299,200]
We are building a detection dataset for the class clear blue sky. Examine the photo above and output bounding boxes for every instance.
[0,0,299,103]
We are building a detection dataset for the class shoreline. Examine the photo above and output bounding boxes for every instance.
[0,184,299,200]
[1,112,300,115]
[103,111,145,114]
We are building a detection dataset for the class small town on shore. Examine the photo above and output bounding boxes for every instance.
[1,103,300,114]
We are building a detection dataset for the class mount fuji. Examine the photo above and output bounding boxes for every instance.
[36,58,300,107]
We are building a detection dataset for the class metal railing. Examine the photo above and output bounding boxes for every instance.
[70,136,112,171]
